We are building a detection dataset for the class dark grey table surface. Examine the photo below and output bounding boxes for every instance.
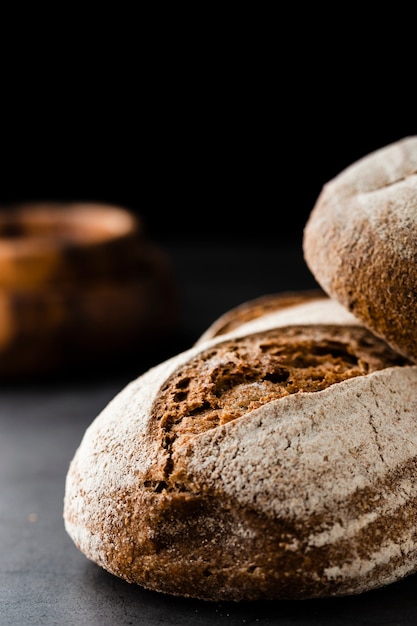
[2,239,417,626]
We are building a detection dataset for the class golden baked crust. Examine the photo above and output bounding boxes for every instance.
[303,136,417,362]
[64,295,417,601]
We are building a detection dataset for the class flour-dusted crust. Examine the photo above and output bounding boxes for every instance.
[64,296,417,601]
[303,136,417,362]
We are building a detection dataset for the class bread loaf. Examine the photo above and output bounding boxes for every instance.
[303,136,417,363]
[63,293,417,601]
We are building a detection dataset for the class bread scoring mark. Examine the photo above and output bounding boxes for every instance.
[359,170,417,194]
[148,325,408,492]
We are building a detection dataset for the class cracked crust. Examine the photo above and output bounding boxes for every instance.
[64,294,417,601]
[303,136,417,362]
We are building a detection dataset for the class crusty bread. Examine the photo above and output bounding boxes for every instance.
[63,293,417,601]
[303,136,417,363]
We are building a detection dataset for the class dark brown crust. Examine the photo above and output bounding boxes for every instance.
[64,303,417,601]
[303,136,417,362]
[94,455,417,601]
[71,323,410,601]
[64,276,417,602]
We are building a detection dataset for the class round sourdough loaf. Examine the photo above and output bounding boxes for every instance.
[303,136,417,363]
[63,292,417,601]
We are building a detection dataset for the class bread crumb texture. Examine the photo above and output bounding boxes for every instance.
[63,318,417,601]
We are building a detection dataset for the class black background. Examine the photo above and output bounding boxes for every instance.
[2,46,415,248]
[3,123,413,246]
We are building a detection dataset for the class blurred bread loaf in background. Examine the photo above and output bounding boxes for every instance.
[0,202,179,379]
